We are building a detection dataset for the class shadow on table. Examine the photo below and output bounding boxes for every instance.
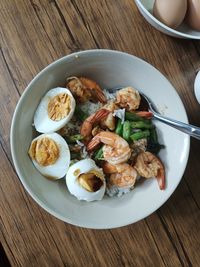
[0,243,11,267]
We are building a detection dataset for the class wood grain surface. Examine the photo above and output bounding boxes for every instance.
[0,0,200,266]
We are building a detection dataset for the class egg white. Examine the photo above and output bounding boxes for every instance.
[34,87,76,133]
[66,159,106,201]
[30,133,70,179]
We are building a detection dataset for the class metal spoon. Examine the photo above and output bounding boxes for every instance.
[107,87,200,140]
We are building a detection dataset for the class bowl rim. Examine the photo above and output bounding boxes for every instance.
[10,49,190,229]
[135,0,200,40]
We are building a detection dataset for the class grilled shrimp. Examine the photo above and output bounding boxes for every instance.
[66,77,107,103]
[134,151,165,190]
[87,131,131,165]
[80,109,110,141]
[115,87,141,111]
[103,162,137,189]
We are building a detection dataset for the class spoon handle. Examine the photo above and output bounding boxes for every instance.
[153,112,200,140]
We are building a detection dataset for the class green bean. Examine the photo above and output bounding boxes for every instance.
[115,119,123,136]
[94,146,104,160]
[150,128,158,143]
[147,143,165,154]
[125,111,150,122]
[123,121,131,141]
[148,128,165,154]
[74,106,88,121]
[131,121,153,129]
[66,134,83,143]
[125,111,142,121]
[130,130,150,141]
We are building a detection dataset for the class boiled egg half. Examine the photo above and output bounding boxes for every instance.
[28,133,70,179]
[34,87,76,133]
[66,159,106,201]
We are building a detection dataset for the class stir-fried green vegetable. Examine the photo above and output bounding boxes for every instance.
[115,119,123,136]
[74,106,88,121]
[130,130,150,141]
[125,111,150,123]
[130,121,153,129]
[94,146,104,160]
[65,134,84,143]
[123,121,131,141]
[150,128,158,143]
[147,128,165,154]
[147,142,165,154]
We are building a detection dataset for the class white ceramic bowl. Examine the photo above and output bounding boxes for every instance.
[135,0,200,40]
[11,50,190,229]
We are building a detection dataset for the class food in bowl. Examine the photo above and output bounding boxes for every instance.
[28,76,165,201]
[185,0,200,31]
[153,0,200,30]
[153,0,187,29]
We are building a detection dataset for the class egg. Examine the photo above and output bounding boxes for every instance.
[194,70,200,104]
[34,87,76,133]
[153,0,187,29]
[28,133,70,179]
[66,159,106,201]
[185,0,200,31]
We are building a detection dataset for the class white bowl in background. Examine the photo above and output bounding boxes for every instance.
[10,49,190,229]
[135,0,200,40]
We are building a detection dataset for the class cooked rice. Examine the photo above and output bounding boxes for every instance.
[106,185,133,197]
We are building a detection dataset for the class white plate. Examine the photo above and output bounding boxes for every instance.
[11,50,190,229]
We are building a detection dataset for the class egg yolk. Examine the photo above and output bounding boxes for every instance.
[28,137,59,166]
[48,93,71,121]
[78,173,103,192]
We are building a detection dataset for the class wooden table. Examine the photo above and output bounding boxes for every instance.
[1,1,200,266]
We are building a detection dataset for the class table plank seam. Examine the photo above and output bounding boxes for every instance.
[71,0,100,49]
[1,228,19,267]
[168,217,193,267]
[144,219,168,267]
[29,0,61,59]
[157,211,191,267]
[108,231,128,267]
[0,47,21,97]
[183,178,200,210]
[51,0,77,44]
[34,213,66,266]
[0,141,15,171]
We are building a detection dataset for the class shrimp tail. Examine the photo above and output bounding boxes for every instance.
[86,135,100,151]
[156,162,165,190]
[91,109,110,123]
[80,109,110,138]
[92,88,107,104]
[136,111,153,118]
[87,131,116,152]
